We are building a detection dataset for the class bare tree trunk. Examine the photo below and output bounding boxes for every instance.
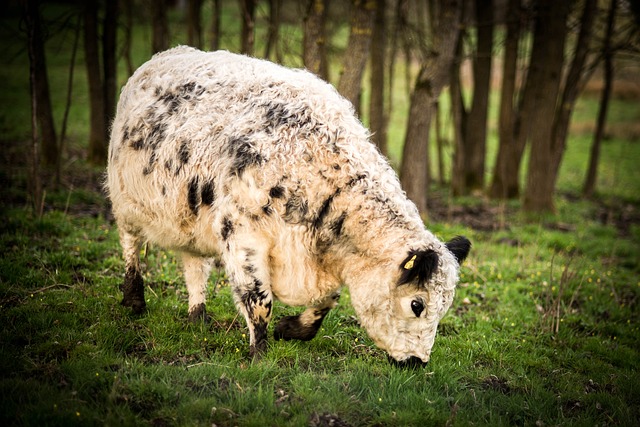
[24,0,43,216]
[264,0,282,60]
[369,0,387,155]
[463,0,493,193]
[549,0,597,188]
[57,13,81,187]
[103,0,118,143]
[239,0,256,55]
[450,32,467,196]
[523,0,571,213]
[337,0,376,112]
[583,0,616,197]
[84,1,107,165]
[399,0,461,216]
[188,0,203,49]
[151,0,169,54]
[122,0,134,76]
[210,0,221,51]
[434,100,445,185]
[489,0,521,199]
[303,0,329,80]
[25,0,57,168]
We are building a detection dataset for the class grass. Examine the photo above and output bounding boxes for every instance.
[1,3,640,426]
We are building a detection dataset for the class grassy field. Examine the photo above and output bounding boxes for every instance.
[1,3,639,426]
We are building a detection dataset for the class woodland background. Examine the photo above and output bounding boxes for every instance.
[1,0,639,426]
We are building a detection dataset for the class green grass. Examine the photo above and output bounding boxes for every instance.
[1,3,640,426]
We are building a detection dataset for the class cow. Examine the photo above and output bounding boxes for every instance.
[106,46,470,367]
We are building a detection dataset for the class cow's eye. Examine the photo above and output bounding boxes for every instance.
[411,300,424,317]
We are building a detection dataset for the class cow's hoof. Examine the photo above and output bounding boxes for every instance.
[188,303,210,323]
[121,298,146,314]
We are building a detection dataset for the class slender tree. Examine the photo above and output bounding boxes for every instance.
[188,0,203,49]
[265,0,283,61]
[337,0,376,111]
[399,0,461,215]
[103,0,118,141]
[369,0,387,155]
[210,0,222,51]
[151,0,169,54]
[583,0,617,197]
[489,0,522,199]
[522,0,571,213]
[24,0,58,167]
[239,0,256,55]
[84,0,106,165]
[303,0,330,80]
[24,0,43,216]
[463,0,493,193]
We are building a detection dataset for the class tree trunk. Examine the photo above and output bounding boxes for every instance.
[489,0,521,199]
[369,0,387,155]
[122,0,134,76]
[188,0,203,49]
[450,33,467,196]
[103,0,118,143]
[264,0,282,60]
[522,0,571,213]
[26,0,57,168]
[303,0,329,80]
[337,0,376,111]
[583,0,616,197]
[84,0,107,165]
[549,0,597,188]
[151,0,169,54]
[210,0,221,51]
[399,0,461,215]
[463,0,493,193]
[239,0,256,55]
[24,0,43,216]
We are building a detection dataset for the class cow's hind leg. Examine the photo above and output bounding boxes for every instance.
[181,252,215,322]
[119,229,146,314]
[274,292,340,341]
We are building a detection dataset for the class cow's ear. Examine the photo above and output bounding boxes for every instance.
[445,236,471,265]
[398,249,439,287]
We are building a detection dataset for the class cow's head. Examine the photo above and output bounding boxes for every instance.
[351,236,471,367]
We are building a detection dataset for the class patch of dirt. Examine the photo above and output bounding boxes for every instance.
[428,194,509,231]
[481,375,512,394]
[309,412,352,427]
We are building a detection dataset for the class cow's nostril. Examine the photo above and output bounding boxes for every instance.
[388,355,428,369]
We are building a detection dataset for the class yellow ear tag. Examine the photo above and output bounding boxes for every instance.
[404,255,417,270]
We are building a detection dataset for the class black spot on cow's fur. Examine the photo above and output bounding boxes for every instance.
[178,140,190,164]
[264,102,312,131]
[221,217,234,241]
[227,136,265,177]
[164,158,173,172]
[200,179,215,206]
[187,176,200,216]
[142,151,157,175]
[284,195,309,223]
[398,249,440,288]
[330,212,347,237]
[262,205,273,216]
[269,185,285,199]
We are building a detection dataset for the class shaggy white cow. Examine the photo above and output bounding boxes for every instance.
[106,46,470,367]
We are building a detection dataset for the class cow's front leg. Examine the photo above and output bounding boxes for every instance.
[274,292,340,341]
[235,279,273,358]
[224,239,274,359]
[181,252,215,322]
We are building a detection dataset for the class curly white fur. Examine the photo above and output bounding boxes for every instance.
[106,46,469,363]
